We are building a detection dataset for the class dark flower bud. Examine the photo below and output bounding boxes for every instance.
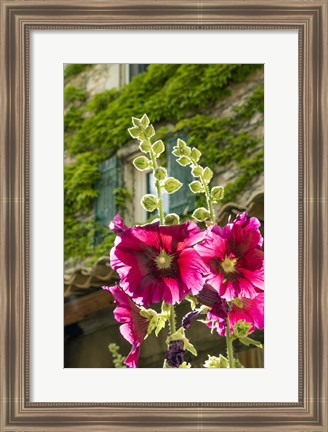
[166,340,185,368]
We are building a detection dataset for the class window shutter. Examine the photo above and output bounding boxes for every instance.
[167,136,195,216]
[95,155,119,229]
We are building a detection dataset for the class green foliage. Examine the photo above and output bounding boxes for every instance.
[64,64,264,263]
[64,64,92,81]
[108,343,127,368]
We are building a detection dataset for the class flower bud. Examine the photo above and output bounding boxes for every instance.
[203,167,213,183]
[154,167,167,181]
[211,186,224,201]
[189,181,203,193]
[139,140,152,152]
[133,156,150,171]
[191,147,201,163]
[141,194,158,212]
[204,354,229,368]
[176,156,190,166]
[152,140,165,156]
[163,177,182,194]
[191,166,203,177]
[164,213,180,225]
[192,207,211,222]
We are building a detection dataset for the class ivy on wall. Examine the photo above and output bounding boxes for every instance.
[64,64,264,265]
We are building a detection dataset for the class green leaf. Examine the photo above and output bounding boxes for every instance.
[128,126,141,139]
[192,207,210,221]
[155,317,166,337]
[152,140,165,156]
[132,117,141,127]
[189,180,203,193]
[141,194,158,212]
[145,124,155,138]
[133,156,150,171]
[191,147,201,163]
[163,177,182,194]
[181,146,191,156]
[140,114,150,128]
[176,156,190,166]
[204,354,229,368]
[203,167,213,183]
[164,213,180,225]
[139,140,152,153]
[154,167,167,181]
[172,148,182,157]
[239,337,263,349]
[191,166,203,177]
[177,138,187,149]
[211,186,224,201]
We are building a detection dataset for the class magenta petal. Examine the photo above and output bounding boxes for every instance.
[125,346,141,368]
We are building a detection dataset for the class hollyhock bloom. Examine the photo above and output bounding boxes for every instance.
[166,340,185,368]
[195,212,264,300]
[103,284,155,368]
[110,220,207,306]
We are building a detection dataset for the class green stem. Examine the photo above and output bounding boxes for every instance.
[169,304,176,335]
[149,147,165,225]
[226,317,235,368]
[199,170,215,223]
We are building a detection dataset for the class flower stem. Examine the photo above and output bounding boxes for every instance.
[226,317,235,368]
[149,147,165,225]
[169,304,176,335]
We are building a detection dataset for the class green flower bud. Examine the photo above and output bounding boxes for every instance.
[140,114,150,128]
[204,354,229,368]
[163,177,182,194]
[152,140,165,156]
[139,140,152,153]
[177,138,187,149]
[164,213,180,225]
[132,117,141,127]
[176,156,190,166]
[191,147,201,163]
[211,186,224,201]
[192,207,211,222]
[154,167,167,181]
[203,167,213,184]
[189,181,203,193]
[141,194,158,212]
[191,166,203,177]
[145,124,155,139]
[233,320,253,338]
[133,156,150,171]
[128,126,141,139]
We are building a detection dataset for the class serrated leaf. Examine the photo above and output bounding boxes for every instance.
[176,156,190,166]
[163,177,182,194]
[192,207,211,222]
[145,124,155,138]
[189,181,203,193]
[191,147,201,163]
[133,156,150,171]
[140,114,150,128]
[203,167,213,183]
[128,126,141,139]
[141,194,158,212]
[152,140,165,156]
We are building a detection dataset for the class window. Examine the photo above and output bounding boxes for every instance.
[94,155,120,243]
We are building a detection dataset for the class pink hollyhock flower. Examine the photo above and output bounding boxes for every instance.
[103,284,152,368]
[109,214,128,234]
[110,220,207,306]
[195,212,264,300]
[196,284,264,336]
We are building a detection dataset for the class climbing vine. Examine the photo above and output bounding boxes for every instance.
[64,64,264,265]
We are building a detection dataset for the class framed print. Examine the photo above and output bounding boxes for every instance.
[1,0,328,430]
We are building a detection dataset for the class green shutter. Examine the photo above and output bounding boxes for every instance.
[167,136,195,216]
[95,155,119,227]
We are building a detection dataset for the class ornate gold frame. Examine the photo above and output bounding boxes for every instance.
[1,1,327,430]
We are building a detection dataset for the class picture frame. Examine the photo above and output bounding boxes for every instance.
[1,0,327,430]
